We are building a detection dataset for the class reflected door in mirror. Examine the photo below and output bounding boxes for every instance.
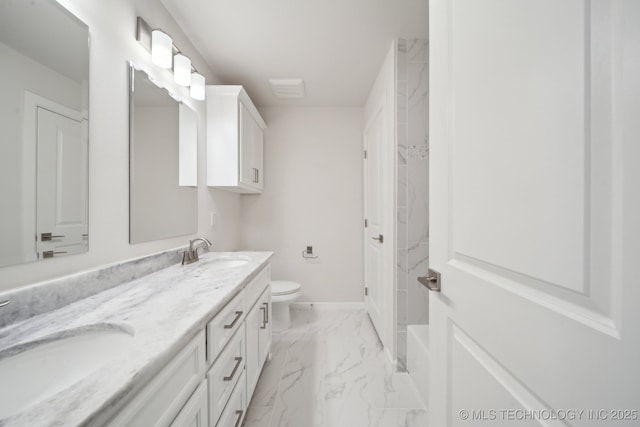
[36,107,88,259]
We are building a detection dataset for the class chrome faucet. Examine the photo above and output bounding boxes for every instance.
[181,237,212,265]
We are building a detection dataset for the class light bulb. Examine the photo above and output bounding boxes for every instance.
[174,54,191,86]
[190,72,205,100]
[151,30,172,69]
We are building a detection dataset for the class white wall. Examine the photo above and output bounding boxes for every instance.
[0,0,242,292]
[240,107,364,303]
[396,38,430,370]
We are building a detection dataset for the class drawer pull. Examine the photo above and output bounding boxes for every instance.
[224,357,243,381]
[224,311,243,329]
[263,302,269,323]
[234,410,244,427]
[260,306,266,329]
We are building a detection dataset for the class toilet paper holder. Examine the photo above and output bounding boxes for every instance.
[302,246,318,259]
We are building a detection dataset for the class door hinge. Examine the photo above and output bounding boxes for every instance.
[364,218,368,228]
[364,287,368,296]
[364,150,368,159]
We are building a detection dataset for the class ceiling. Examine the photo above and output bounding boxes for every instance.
[160,0,429,107]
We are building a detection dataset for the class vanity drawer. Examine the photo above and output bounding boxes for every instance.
[207,325,245,426]
[207,290,245,364]
[108,332,206,427]
[170,378,208,427]
[244,264,270,311]
[214,371,246,427]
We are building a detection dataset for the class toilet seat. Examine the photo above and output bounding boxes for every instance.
[271,281,301,296]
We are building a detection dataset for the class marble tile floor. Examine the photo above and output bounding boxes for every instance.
[244,305,428,427]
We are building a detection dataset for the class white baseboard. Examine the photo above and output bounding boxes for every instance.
[291,302,365,310]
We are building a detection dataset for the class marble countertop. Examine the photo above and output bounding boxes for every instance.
[0,251,273,427]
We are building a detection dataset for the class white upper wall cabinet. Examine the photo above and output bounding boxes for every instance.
[206,86,266,193]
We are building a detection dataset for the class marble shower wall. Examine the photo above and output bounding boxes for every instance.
[396,38,429,371]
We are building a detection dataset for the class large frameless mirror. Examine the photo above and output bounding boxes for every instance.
[0,0,90,267]
[129,66,198,243]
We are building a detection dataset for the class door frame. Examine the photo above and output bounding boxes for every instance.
[363,41,397,366]
[22,91,87,262]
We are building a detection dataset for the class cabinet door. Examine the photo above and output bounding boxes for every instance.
[257,290,271,367]
[107,333,206,427]
[244,299,261,398]
[170,380,208,427]
[238,103,256,189]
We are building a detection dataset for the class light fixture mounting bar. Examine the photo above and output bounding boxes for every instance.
[136,17,153,53]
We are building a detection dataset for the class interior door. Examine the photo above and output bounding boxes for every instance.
[429,1,640,426]
[36,107,88,259]
[363,105,385,344]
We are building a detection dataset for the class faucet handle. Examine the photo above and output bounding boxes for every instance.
[179,249,190,265]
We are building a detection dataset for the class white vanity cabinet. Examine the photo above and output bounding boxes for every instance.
[106,263,271,427]
[206,86,266,194]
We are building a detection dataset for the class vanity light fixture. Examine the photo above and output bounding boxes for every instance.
[151,29,172,69]
[190,72,206,100]
[136,17,206,100]
[173,53,192,86]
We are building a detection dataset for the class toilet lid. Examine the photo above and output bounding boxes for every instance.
[271,280,301,296]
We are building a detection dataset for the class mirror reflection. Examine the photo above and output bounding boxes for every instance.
[129,67,197,243]
[0,0,89,267]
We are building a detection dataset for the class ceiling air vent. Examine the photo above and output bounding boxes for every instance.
[269,79,305,99]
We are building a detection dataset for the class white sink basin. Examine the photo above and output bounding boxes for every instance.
[0,324,134,418]
[200,256,249,270]
[207,259,249,269]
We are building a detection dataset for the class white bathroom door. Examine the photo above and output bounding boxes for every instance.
[363,104,385,343]
[36,107,88,259]
[429,1,640,426]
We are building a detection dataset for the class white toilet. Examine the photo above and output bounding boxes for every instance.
[270,280,301,331]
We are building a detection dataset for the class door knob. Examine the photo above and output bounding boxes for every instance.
[371,234,384,243]
[418,268,441,292]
